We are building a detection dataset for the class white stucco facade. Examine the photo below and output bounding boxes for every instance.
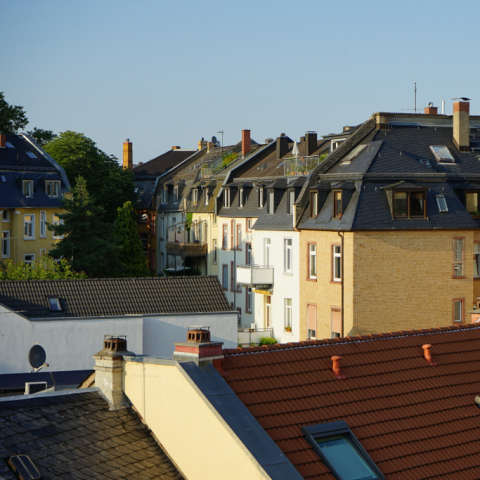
[0,306,238,375]
[252,229,301,344]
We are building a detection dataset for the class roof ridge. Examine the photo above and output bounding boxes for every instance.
[223,324,480,356]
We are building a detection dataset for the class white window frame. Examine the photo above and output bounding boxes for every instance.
[52,214,63,239]
[454,300,463,323]
[40,211,47,238]
[236,224,242,249]
[264,238,271,267]
[333,245,342,282]
[23,180,33,198]
[239,189,244,208]
[2,210,10,222]
[284,238,293,274]
[284,298,292,330]
[288,190,295,215]
[24,214,35,240]
[224,189,231,208]
[46,180,60,197]
[246,243,252,265]
[2,231,10,258]
[309,244,317,279]
[24,254,35,264]
[212,239,217,264]
[436,194,448,212]
[222,224,228,249]
[268,191,275,215]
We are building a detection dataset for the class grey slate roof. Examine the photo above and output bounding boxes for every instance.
[0,389,184,480]
[134,180,156,210]
[0,276,231,319]
[133,149,196,180]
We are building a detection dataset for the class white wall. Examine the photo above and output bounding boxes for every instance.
[0,306,238,376]
[253,230,301,344]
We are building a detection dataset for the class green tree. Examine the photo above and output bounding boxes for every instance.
[26,127,57,146]
[114,201,150,277]
[48,177,122,278]
[43,131,134,223]
[0,255,87,280]
[0,92,28,134]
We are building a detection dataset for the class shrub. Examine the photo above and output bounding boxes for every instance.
[259,336,277,346]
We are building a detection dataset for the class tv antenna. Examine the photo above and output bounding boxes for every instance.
[214,131,224,150]
[402,83,418,113]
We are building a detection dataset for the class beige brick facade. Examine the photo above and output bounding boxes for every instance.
[300,229,476,340]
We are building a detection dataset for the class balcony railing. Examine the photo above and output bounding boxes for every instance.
[284,155,321,176]
[236,265,274,288]
[166,220,207,257]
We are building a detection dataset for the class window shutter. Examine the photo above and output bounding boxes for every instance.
[331,309,342,334]
[307,305,316,331]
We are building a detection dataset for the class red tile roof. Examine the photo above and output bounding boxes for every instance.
[223,325,480,479]
[133,149,196,178]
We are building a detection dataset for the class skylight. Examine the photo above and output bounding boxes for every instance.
[429,146,455,163]
[436,195,448,212]
[26,152,37,159]
[1,176,6,183]
[341,144,368,164]
[5,142,14,148]
[48,297,62,311]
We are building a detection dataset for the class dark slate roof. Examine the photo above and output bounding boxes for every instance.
[0,276,231,319]
[134,180,156,210]
[0,389,184,480]
[0,370,92,393]
[133,149,196,179]
[0,135,57,170]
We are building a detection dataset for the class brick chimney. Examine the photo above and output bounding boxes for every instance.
[424,105,438,115]
[198,137,207,151]
[305,131,317,156]
[242,129,251,157]
[0,134,6,148]
[172,326,225,373]
[207,141,213,152]
[93,335,135,408]
[123,139,133,170]
[276,134,289,160]
[453,101,470,152]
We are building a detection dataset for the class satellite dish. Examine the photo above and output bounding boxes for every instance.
[428,102,433,107]
[211,136,218,146]
[29,345,46,369]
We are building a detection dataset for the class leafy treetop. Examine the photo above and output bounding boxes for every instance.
[0,92,28,134]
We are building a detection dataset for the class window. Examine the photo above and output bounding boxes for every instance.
[246,287,252,313]
[24,214,34,239]
[333,191,342,218]
[453,299,464,323]
[23,180,33,197]
[453,238,465,278]
[258,188,264,208]
[236,224,242,249]
[332,245,341,282]
[246,242,252,265]
[52,215,63,239]
[307,304,316,339]
[24,254,35,264]
[2,210,9,222]
[230,261,234,291]
[436,195,448,212]
[222,264,228,289]
[474,243,480,278]
[284,298,292,331]
[239,189,244,208]
[222,224,228,249]
[204,188,209,205]
[212,239,217,263]
[237,307,242,325]
[40,211,46,238]
[309,244,317,279]
[46,180,60,197]
[246,218,253,232]
[192,188,198,206]
[331,308,342,337]
[231,220,235,249]
[48,297,62,311]
[310,191,318,217]
[224,189,231,208]
[2,231,10,258]
[466,192,479,214]
[302,421,384,480]
[430,145,454,163]
[268,191,275,214]
[264,238,271,266]
[288,190,295,215]
[161,187,167,204]
[393,191,426,218]
[173,186,178,204]
[284,238,293,273]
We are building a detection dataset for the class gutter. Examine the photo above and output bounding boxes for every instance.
[337,230,344,337]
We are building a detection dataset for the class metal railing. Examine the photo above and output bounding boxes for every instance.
[238,327,274,346]
[284,155,321,176]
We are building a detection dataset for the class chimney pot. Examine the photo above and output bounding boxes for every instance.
[422,344,436,366]
[171,146,181,150]
[331,355,345,380]
[242,129,251,157]
[123,140,133,170]
[453,101,470,151]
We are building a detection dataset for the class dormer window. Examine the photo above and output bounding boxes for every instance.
[46,180,60,197]
[239,189,244,208]
[192,188,198,206]
[224,189,230,208]
[333,191,342,218]
[310,191,318,217]
[23,180,33,197]
[258,188,264,208]
[173,186,178,204]
[393,191,426,218]
[268,191,274,215]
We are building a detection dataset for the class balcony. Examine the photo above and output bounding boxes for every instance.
[165,224,207,257]
[283,155,322,176]
[236,265,274,288]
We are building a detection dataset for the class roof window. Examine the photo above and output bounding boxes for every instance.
[302,421,384,480]
[341,144,367,164]
[6,142,14,148]
[1,175,5,182]
[48,297,62,311]
[8,454,41,479]
[26,151,37,159]
[436,195,448,212]
[429,145,454,163]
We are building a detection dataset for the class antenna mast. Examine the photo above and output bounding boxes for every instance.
[414,82,417,113]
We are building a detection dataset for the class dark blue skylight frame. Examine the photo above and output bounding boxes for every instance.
[301,420,385,480]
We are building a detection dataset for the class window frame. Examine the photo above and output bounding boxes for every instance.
[224,189,231,208]
[245,287,252,313]
[332,244,342,283]
[474,242,480,279]
[284,297,292,331]
[308,242,317,281]
[452,237,465,279]
[24,254,35,264]
[246,218,253,232]
[301,421,385,480]
[204,188,209,206]
[24,214,35,240]
[52,214,64,240]
[46,180,60,198]
[173,186,178,204]
[452,298,465,324]
[192,188,198,206]
[222,264,228,290]
[264,238,271,267]
[236,224,242,250]
[333,190,342,218]
[161,186,168,204]
[222,224,228,249]
[436,194,448,212]
[23,180,33,198]
[48,297,62,312]
[2,210,10,222]
[284,238,293,274]
[288,190,295,215]
[393,190,427,219]
[2,231,10,258]
[39,211,47,238]
[230,220,235,250]
[310,191,318,217]
[258,187,264,208]
[212,239,217,264]
[245,242,252,265]
[466,191,479,215]
[268,191,275,215]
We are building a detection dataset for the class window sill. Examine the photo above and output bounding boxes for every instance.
[24,238,36,241]
[39,235,47,239]
[284,330,293,335]
[330,280,342,284]
[284,272,293,276]
[452,276,466,279]
[307,278,317,282]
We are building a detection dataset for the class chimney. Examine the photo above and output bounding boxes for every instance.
[305,131,317,156]
[198,137,207,151]
[172,326,225,373]
[375,113,390,130]
[276,134,289,160]
[453,101,470,151]
[422,344,437,366]
[207,141,213,152]
[123,139,133,170]
[242,129,251,157]
[424,104,438,115]
[93,335,135,407]
[331,355,345,380]
[171,146,181,150]
[0,134,6,148]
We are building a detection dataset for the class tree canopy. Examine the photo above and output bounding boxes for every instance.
[0,92,28,134]
[43,131,134,223]
[26,127,57,146]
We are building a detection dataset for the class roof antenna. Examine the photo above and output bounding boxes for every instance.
[402,82,418,113]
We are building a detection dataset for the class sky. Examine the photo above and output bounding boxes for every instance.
[2,0,479,164]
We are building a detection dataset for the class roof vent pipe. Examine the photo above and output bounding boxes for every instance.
[422,344,437,366]
[331,356,346,380]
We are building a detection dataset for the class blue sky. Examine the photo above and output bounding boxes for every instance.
[1,0,479,163]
